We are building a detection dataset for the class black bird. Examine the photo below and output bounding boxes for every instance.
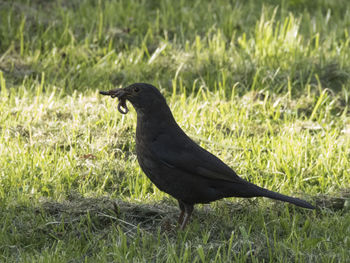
[100,83,314,229]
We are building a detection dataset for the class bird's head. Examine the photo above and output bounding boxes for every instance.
[100,83,168,115]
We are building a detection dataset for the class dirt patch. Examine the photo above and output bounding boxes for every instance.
[37,193,179,236]
[315,189,350,212]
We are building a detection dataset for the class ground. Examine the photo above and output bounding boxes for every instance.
[0,0,350,262]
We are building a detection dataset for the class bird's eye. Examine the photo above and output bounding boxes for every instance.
[134,87,140,92]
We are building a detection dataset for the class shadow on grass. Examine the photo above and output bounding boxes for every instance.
[0,190,349,261]
[3,190,349,239]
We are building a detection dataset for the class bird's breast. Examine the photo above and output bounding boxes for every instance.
[135,135,156,171]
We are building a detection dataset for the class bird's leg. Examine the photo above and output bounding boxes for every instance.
[180,203,194,230]
[177,200,185,226]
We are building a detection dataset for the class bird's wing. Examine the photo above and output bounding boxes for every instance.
[150,131,243,183]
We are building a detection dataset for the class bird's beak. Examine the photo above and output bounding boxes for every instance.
[99,88,127,99]
[99,88,129,114]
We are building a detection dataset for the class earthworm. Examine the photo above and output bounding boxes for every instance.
[117,99,129,114]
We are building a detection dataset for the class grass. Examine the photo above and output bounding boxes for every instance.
[0,0,350,262]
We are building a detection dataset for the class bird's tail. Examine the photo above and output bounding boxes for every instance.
[234,181,315,209]
[255,184,314,209]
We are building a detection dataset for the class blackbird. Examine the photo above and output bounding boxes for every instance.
[100,83,314,229]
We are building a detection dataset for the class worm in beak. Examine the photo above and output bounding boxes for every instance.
[99,89,129,114]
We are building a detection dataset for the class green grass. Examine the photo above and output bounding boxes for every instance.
[1,0,350,262]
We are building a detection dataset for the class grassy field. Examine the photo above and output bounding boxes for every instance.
[1,0,350,262]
